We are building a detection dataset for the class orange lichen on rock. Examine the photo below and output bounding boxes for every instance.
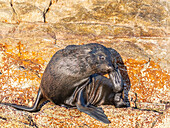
[125,58,170,103]
[0,43,42,107]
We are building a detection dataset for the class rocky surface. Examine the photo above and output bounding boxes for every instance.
[0,0,169,127]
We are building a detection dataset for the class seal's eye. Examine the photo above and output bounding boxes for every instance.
[99,55,105,60]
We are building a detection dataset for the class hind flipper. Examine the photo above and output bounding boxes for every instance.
[77,103,110,124]
[76,89,110,124]
[0,88,48,112]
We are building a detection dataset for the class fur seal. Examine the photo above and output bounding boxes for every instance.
[1,43,126,124]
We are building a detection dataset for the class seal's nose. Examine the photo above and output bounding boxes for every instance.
[107,64,114,72]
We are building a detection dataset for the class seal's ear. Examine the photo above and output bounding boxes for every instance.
[65,45,77,49]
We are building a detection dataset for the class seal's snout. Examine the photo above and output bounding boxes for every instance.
[106,64,114,73]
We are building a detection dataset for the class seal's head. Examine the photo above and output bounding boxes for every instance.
[85,43,113,74]
[84,43,124,93]
[64,43,114,75]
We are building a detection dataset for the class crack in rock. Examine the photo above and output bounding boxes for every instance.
[0,116,7,121]
[43,0,57,23]
[10,0,18,23]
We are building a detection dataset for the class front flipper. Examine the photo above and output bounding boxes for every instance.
[76,89,110,124]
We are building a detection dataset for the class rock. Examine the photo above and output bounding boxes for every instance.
[157,107,170,128]
[0,1,16,23]
[12,2,44,22]
[0,22,16,38]
[0,0,169,127]
[46,0,94,23]
[13,0,52,11]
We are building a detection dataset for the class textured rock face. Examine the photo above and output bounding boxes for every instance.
[0,0,169,127]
